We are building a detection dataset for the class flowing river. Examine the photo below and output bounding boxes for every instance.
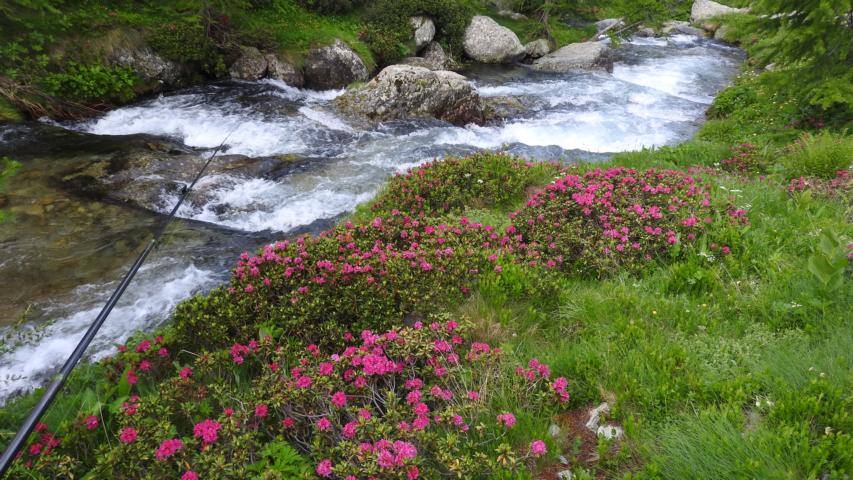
[0,34,743,401]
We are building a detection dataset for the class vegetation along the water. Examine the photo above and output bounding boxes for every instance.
[0,0,850,478]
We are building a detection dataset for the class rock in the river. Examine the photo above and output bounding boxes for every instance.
[400,42,450,70]
[230,46,268,80]
[410,16,436,51]
[532,42,613,72]
[463,15,525,64]
[482,95,530,122]
[691,0,749,23]
[304,39,369,90]
[662,20,706,36]
[336,65,482,125]
[265,54,304,87]
[635,26,656,37]
[595,18,624,34]
[524,39,551,59]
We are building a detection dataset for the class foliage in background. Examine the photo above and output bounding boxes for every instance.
[750,0,853,112]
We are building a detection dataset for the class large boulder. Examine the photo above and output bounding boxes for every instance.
[265,54,304,87]
[410,16,436,51]
[524,39,551,59]
[304,39,369,90]
[463,15,525,64]
[691,0,748,23]
[531,42,613,72]
[336,65,483,125]
[230,46,268,80]
[400,41,451,70]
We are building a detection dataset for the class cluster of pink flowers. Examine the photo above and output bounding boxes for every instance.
[193,419,222,446]
[788,170,851,196]
[155,438,183,461]
[507,167,729,276]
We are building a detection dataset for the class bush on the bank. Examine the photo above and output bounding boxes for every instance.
[362,0,474,65]
[367,152,562,218]
[779,132,852,180]
[147,22,226,76]
[507,167,742,277]
[16,324,566,479]
[42,63,136,103]
[173,214,495,352]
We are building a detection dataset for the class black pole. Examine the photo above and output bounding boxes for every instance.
[0,133,233,476]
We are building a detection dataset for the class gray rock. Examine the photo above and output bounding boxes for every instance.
[410,16,436,51]
[662,20,706,36]
[401,42,451,70]
[304,39,369,90]
[557,470,573,480]
[635,26,656,37]
[265,54,304,87]
[423,42,452,69]
[336,65,483,125]
[497,10,528,20]
[524,39,551,59]
[230,46,268,81]
[482,95,531,121]
[532,42,613,72]
[463,15,526,64]
[101,29,187,88]
[595,18,624,33]
[110,47,186,86]
[714,24,732,41]
[691,0,749,23]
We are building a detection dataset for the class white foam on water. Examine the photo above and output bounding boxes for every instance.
[0,262,215,402]
[298,106,354,132]
[261,78,346,102]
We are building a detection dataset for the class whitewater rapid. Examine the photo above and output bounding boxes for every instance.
[0,34,743,401]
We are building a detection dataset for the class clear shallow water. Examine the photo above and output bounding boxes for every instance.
[0,34,743,401]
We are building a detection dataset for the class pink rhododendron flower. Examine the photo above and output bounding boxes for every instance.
[84,415,98,430]
[530,440,547,456]
[193,419,221,445]
[255,404,268,418]
[181,471,198,480]
[331,390,347,408]
[496,412,516,428]
[316,459,333,477]
[119,427,137,444]
[155,438,183,461]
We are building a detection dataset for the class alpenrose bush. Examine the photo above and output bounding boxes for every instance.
[17,322,568,479]
[507,167,741,277]
[172,214,497,352]
[367,152,562,218]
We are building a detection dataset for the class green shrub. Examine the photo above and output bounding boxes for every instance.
[13,323,567,478]
[172,214,495,352]
[41,63,136,103]
[779,132,853,180]
[508,167,743,277]
[363,0,475,64]
[147,22,226,76]
[365,152,561,219]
